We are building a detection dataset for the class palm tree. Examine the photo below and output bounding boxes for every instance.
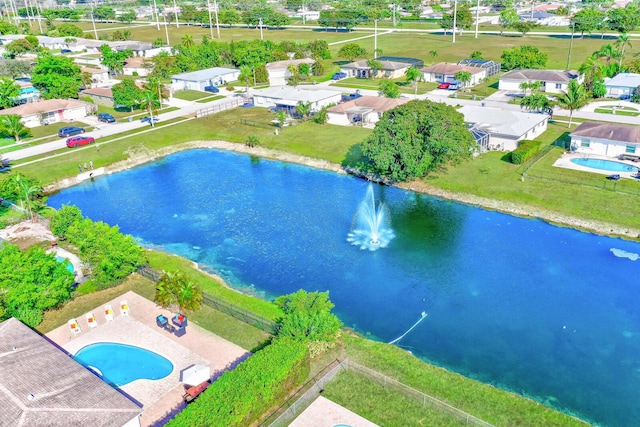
[6,173,42,221]
[80,71,93,89]
[0,114,30,142]
[454,71,472,90]
[366,58,382,80]
[295,101,312,120]
[591,44,622,66]
[154,270,203,314]
[579,58,603,92]
[144,77,168,106]
[615,33,632,68]
[556,79,588,127]
[181,34,195,48]
[239,64,252,95]
[139,90,160,127]
[520,93,551,114]
[405,66,422,97]
[429,50,438,65]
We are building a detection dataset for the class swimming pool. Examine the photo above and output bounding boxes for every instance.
[74,342,173,386]
[55,256,75,273]
[571,158,639,172]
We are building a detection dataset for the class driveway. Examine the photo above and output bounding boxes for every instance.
[484,90,521,103]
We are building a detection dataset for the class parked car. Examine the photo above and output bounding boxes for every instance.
[141,116,160,124]
[60,49,72,54]
[332,72,347,80]
[203,86,219,93]
[437,82,451,89]
[97,113,116,123]
[58,126,85,137]
[66,136,95,148]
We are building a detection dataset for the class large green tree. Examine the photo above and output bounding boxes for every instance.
[607,4,640,34]
[337,43,367,61]
[118,9,137,25]
[556,80,588,127]
[361,100,475,180]
[57,23,83,37]
[4,39,36,58]
[0,78,21,109]
[31,52,81,99]
[498,9,518,34]
[111,79,142,111]
[405,66,422,96]
[501,45,548,70]
[572,8,605,38]
[99,44,132,75]
[441,6,473,34]
[378,79,400,98]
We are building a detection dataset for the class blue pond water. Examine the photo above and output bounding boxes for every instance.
[571,158,639,173]
[49,149,640,426]
[74,342,173,386]
[55,256,74,273]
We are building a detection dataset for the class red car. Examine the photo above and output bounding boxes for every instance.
[437,82,451,89]
[66,136,95,148]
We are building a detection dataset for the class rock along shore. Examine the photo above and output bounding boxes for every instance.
[44,140,640,240]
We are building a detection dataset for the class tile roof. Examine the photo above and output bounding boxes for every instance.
[342,60,410,71]
[0,99,85,117]
[266,58,315,71]
[327,96,408,113]
[81,66,107,74]
[421,62,484,75]
[82,87,113,97]
[0,318,141,427]
[500,69,579,83]
[458,105,548,138]
[570,122,640,144]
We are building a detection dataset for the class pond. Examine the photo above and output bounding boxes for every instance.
[48,149,640,427]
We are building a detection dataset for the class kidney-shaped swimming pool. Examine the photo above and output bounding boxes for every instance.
[74,342,173,386]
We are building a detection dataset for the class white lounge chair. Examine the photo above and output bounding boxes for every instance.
[104,305,114,321]
[85,312,97,329]
[68,319,81,335]
[120,300,129,317]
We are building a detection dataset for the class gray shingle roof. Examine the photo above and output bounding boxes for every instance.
[342,60,410,71]
[171,67,239,82]
[500,69,578,83]
[570,122,640,144]
[0,318,141,427]
[604,73,640,88]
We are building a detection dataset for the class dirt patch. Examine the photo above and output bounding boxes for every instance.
[42,140,640,240]
[0,220,55,248]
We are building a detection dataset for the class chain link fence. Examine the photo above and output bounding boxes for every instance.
[137,265,279,335]
[195,98,243,118]
[261,358,495,427]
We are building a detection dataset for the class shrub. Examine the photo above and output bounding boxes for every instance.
[226,85,235,91]
[50,204,83,237]
[167,338,309,427]
[511,140,542,164]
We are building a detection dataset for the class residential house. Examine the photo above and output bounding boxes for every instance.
[518,10,569,26]
[499,69,581,94]
[0,317,142,427]
[82,87,115,107]
[457,59,501,77]
[421,62,486,86]
[340,59,411,79]
[459,105,549,151]
[123,57,151,77]
[265,59,315,87]
[326,96,409,126]
[81,66,110,87]
[603,73,640,99]
[171,67,240,91]
[376,56,424,69]
[569,122,640,157]
[0,99,93,127]
[252,86,342,114]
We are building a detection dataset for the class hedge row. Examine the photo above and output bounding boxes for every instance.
[51,205,145,290]
[511,140,543,164]
[167,338,309,427]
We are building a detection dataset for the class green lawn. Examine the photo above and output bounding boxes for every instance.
[594,107,640,117]
[173,89,213,101]
[196,95,225,103]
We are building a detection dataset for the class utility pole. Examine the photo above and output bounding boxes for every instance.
[24,0,32,27]
[90,0,98,39]
[173,0,179,28]
[164,14,170,46]
[392,3,396,27]
[474,0,479,39]
[213,0,220,38]
[374,19,377,58]
[152,0,160,30]
[206,0,213,39]
[259,17,263,40]
[452,0,458,44]
[33,0,43,34]
[530,0,534,20]
[566,22,575,70]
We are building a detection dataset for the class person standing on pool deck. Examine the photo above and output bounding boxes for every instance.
[89,160,93,170]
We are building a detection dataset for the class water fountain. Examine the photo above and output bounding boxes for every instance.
[347,184,395,251]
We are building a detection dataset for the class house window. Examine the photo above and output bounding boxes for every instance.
[580,139,590,148]
[555,83,562,89]
[625,145,636,154]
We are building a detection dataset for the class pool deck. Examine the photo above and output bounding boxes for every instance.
[554,152,640,178]
[289,396,379,427]
[45,290,250,427]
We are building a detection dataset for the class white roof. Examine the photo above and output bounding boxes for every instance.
[459,106,548,138]
[604,73,640,88]
[253,86,342,104]
[171,67,239,82]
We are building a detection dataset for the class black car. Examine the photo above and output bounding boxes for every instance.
[58,126,85,137]
[203,86,220,93]
[97,113,116,123]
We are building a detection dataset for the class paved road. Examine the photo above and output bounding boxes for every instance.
[5,95,237,162]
